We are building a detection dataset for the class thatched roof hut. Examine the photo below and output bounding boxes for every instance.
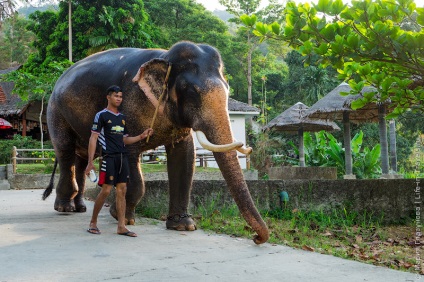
[305,82,385,123]
[0,66,47,138]
[264,102,340,167]
[0,81,26,116]
[265,102,340,133]
[305,82,392,177]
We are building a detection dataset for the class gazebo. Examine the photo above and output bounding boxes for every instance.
[264,102,340,167]
[305,82,392,178]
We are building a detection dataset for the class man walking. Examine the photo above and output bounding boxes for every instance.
[85,85,153,237]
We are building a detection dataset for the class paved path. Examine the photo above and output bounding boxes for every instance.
[0,189,418,282]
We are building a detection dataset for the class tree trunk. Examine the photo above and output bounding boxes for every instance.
[343,111,353,175]
[299,127,305,167]
[247,33,252,107]
[389,119,397,172]
[378,104,389,174]
[247,32,253,127]
[68,0,72,62]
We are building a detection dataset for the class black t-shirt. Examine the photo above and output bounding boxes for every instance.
[91,109,128,155]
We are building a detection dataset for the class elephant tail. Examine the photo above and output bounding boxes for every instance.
[42,159,58,200]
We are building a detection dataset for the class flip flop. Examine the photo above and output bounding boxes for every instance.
[87,227,101,235]
[118,231,137,237]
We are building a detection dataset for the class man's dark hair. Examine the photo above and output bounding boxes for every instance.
[107,85,122,95]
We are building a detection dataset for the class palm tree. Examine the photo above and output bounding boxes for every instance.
[87,6,130,54]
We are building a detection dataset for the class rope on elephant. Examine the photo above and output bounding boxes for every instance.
[147,63,172,143]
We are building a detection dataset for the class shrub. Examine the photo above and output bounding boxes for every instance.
[0,134,53,164]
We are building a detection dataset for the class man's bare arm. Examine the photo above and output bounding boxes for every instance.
[85,132,99,175]
[124,128,153,145]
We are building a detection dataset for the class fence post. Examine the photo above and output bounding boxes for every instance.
[12,146,17,174]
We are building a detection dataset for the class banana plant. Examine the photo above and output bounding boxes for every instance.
[288,130,381,179]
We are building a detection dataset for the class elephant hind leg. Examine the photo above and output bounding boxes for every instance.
[49,119,79,212]
[73,155,88,212]
[53,153,78,212]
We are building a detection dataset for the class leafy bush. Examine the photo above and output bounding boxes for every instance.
[285,130,381,179]
[0,134,53,164]
[248,131,286,176]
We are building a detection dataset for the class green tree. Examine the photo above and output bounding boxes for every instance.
[254,0,424,117]
[219,0,261,110]
[276,50,340,107]
[144,0,230,48]
[0,14,35,68]
[219,0,261,18]
[27,0,156,63]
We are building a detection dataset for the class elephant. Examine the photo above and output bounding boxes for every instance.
[43,41,269,244]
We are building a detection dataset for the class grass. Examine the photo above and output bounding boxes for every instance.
[14,162,56,174]
[136,202,423,275]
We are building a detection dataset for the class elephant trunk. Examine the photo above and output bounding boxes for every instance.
[213,150,269,244]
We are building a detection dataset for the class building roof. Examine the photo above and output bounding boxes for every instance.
[264,102,340,133]
[0,81,25,116]
[0,65,21,75]
[305,82,391,124]
[228,98,260,114]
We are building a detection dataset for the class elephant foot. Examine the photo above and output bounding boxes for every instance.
[54,198,75,212]
[73,198,87,213]
[166,214,197,231]
[109,203,136,225]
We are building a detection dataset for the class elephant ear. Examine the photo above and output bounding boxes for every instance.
[132,58,169,110]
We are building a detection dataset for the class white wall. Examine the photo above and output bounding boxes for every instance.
[193,113,253,169]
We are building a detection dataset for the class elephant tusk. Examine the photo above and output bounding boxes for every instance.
[236,145,252,155]
[196,131,246,153]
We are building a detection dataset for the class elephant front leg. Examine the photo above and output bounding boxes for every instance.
[165,136,196,231]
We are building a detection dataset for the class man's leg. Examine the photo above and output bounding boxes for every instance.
[115,183,137,237]
[88,184,112,233]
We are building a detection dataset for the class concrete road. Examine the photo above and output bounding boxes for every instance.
[0,189,418,282]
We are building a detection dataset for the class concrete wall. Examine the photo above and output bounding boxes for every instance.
[136,179,419,224]
[83,179,420,224]
[268,167,337,180]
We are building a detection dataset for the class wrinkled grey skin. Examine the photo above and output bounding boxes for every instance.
[44,41,269,244]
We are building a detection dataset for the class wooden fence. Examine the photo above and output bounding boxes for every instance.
[11,146,250,173]
[11,146,55,174]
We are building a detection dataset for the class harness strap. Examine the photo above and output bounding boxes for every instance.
[146,63,172,143]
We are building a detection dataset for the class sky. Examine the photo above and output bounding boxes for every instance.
[196,0,424,11]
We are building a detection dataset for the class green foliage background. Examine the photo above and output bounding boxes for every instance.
[0,0,422,175]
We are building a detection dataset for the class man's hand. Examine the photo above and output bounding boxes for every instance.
[140,128,154,140]
[85,162,95,176]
